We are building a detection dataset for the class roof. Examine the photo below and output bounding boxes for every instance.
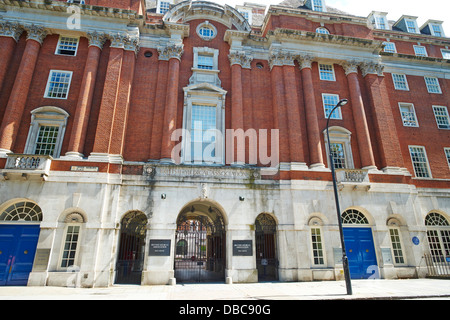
[276,0,357,17]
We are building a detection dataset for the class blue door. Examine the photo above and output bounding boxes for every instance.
[343,227,378,279]
[0,225,40,286]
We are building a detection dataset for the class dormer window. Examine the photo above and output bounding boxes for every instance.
[406,19,418,33]
[431,24,443,37]
[369,11,389,30]
[158,0,171,14]
[312,0,325,12]
[421,20,446,37]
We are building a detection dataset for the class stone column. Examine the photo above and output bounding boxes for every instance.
[298,55,325,169]
[0,22,23,93]
[0,25,47,156]
[269,52,291,165]
[89,34,126,163]
[149,51,169,161]
[228,50,252,165]
[66,32,106,158]
[342,61,377,170]
[283,59,307,169]
[360,62,405,172]
[108,37,139,156]
[159,44,184,163]
[269,51,307,169]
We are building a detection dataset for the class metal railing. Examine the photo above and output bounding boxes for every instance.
[424,254,450,278]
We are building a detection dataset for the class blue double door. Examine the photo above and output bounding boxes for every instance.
[343,227,378,279]
[0,225,40,286]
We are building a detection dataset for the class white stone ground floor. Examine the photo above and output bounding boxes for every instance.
[0,163,449,288]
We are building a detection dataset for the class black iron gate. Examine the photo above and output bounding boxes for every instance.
[255,213,278,281]
[115,211,148,285]
[175,215,225,283]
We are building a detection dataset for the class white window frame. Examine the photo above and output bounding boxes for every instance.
[323,126,354,170]
[398,103,419,127]
[430,24,444,37]
[237,7,252,25]
[318,63,335,81]
[157,0,171,14]
[432,106,450,130]
[405,19,419,34]
[322,93,342,119]
[44,70,73,100]
[388,227,406,265]
[375,16,388,30]
[444,148,450,169]
[55,35,79,56]
[193,47,219,71]
[311,0,326,12]
[316,27,330,34]
[425,77,442,94]
[196,21,217,41]
[58,223,82,271]
[392,73,409,91]
[383,41,397,53]
[441,49,450,59]
[310,226,326,266]
[24,106,69,158]
[414,45,428,57]
[182,81,226,166]
[409,145,432,178]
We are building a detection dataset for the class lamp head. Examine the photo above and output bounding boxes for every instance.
[338,99,348,107]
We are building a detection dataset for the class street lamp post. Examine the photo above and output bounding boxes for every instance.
[326,99,353,296]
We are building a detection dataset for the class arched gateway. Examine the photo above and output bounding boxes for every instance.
[175,200,226,283]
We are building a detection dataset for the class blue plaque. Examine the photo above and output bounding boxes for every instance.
[412,236,420,245]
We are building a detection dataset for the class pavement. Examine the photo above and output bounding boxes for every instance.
[0,278,449,300]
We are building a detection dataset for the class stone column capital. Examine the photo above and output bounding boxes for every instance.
[268,50,295,70]
[87,31,107,50]
[341,61,360,76]
[359,61,385,77]
[228,50,253,69]
[24,24,48,45]
[107,33,140,55]
[296,54,316,70]
[157,44,184,61]
[0,21,23,42]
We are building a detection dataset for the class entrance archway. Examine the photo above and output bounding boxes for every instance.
[342,209,378,279]
[0,199,42,286]
[115,211,148,285]
[175,200,226,283]
[255,213,278,281]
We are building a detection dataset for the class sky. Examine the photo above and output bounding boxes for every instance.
[205,0,450,35]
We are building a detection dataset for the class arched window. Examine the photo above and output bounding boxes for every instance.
[59,212,85,269]
[316,27,330,34]
[309,217,325,266]
[24,106,69,158]
[425,212,450,259]
[387,218,405,264]
[0,200,42,222]
[342,209,369,225]
[323,126,354,170]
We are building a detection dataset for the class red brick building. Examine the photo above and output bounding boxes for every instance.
[0,0,449,287]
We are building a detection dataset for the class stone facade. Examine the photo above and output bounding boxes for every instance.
[0,0,449,287]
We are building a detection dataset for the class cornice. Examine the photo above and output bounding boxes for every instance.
[373,30,450,46]
[0,0,142,21]
[268,28,384,52]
